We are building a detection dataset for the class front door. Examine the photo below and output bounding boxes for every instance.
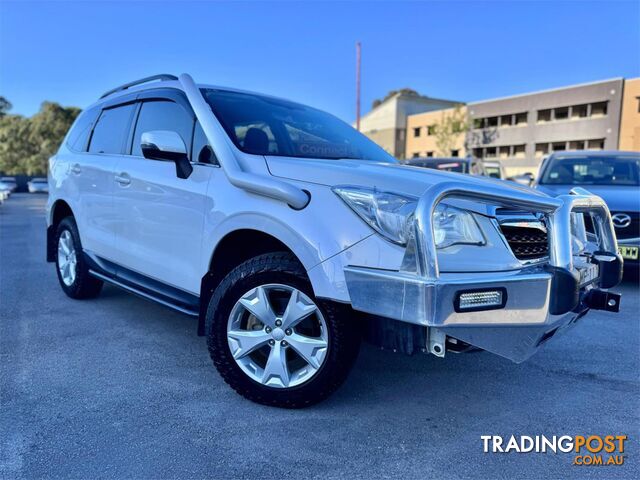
[111,97,214,294]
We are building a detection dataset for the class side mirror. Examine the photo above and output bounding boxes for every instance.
[141,130,193,179]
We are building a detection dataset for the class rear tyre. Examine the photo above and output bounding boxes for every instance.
[206,252,360,408]
[55,217,103,299]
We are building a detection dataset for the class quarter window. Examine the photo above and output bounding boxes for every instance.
[131,100,194,157]
[192,122,218,164]
[88,104,136,154]
[66,107,100,152]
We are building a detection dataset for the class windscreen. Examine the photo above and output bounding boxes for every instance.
[540,155,640,186]
[201,89,396,162]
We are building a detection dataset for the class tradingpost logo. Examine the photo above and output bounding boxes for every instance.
[481,435,628,466]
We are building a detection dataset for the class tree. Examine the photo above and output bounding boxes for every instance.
[0,100,80,175]
[27,102,80,175]
[0,96,11,117]
[372,88,419,109]
[433,104,470,156]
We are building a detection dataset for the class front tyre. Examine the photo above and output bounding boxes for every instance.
[207,252,360,408]
[55,217,103,299]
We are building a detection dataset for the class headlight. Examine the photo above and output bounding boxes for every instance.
[333,187,416,245]
[433,204,485,248]
[333,186,485,249]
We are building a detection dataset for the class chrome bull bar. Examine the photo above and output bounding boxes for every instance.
[412,181,618,280]
[343,181,622,362]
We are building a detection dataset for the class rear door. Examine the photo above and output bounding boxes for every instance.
[111,90,216,294]
[76,100,136,261]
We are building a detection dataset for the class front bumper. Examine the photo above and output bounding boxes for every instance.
[344,182,623,363]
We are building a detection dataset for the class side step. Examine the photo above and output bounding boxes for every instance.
[89,270,199,317]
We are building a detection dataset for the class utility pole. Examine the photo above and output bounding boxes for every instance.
[356,42,361,131]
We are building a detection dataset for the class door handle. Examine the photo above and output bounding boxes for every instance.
[115,172,131,186]
[70,163,81,174]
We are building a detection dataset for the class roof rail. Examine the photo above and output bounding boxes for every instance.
[100,74,178,99]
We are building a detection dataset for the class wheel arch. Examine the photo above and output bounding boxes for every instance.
[46,199,75,262]
[198,228,314,336]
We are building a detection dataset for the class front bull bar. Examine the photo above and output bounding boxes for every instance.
[344,181,623,362]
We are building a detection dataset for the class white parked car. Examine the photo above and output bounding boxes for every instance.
[0,181,11,203]
[47,74,623,407]
[0,177,17,192]
[27,177,49,193]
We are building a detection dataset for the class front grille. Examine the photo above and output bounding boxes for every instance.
[500,224,549,261]
[584,212,639,240]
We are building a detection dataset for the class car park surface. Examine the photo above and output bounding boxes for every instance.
[1,194,638,479]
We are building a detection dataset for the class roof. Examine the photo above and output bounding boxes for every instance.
[468,78,624,106]
[548,150,640,159]
[360,90,462,121]
[90,77,307,111]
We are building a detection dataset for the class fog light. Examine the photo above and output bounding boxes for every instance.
[454,288,507,312]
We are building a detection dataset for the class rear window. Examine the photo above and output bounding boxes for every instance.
[540,155,640,186]
[88,104,136,155]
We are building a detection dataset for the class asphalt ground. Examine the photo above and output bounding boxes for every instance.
[1,193,638,479]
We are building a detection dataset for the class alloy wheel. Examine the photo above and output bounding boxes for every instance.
[227,284,328,388]
[57,230,77,286]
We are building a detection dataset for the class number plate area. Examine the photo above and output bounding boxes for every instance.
[578,262,600,286]
[618,246,639,260]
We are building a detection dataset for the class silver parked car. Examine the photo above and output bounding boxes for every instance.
[27,177,49,193]
[536,151,640,269]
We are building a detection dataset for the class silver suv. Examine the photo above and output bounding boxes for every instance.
[47,74,623,407]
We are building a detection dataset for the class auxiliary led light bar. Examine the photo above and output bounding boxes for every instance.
[454,288,507,313]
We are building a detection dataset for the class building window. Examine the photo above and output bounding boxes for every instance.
[473,118,484,129]
[571,104,588,119]
[427,125,436,136]
[636,96,640,113]
[500,115,512,127]
[487,117,498,127]
[498,146,510,159]
[591,102,607,117]
[535,143,549,156]
[485,147,497,158]
[569,140,585,150]
[426,151,434,157]
[413,127,421,137]
[537,109,552,123]
[587,138,605,150]
[451,149,459,157]
[412,152,420,158]
[473,148,483,158]
[513,145,526,158]
[554,107,569,121]
[551,142,567,152]
[514,112,528,125]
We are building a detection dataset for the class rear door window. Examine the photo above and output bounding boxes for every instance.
[131,100,194,158]
[88,104,136,155]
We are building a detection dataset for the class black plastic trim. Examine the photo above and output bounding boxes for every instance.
[545,265,580,315]
[593,251,624,289]
[46,225,56,262]
[84,252,199,316]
